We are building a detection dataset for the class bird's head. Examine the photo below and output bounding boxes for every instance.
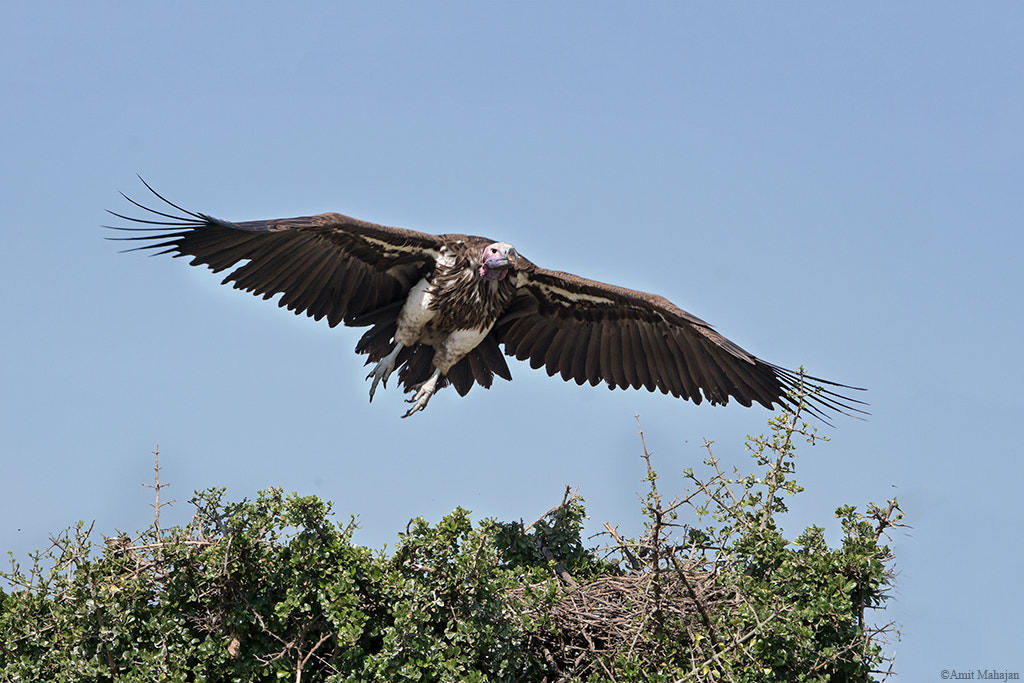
[479,242,519,281]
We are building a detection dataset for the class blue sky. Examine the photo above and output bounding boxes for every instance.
[3,2,1022,676]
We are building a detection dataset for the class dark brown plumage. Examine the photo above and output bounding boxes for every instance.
[108,180,865,421]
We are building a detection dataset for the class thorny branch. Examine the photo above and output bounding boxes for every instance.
[141,445,175,542]
[518,406,901,681]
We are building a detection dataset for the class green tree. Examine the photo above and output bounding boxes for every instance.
[1,409,901,682]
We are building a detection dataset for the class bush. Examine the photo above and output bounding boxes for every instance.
[0,410,902,681]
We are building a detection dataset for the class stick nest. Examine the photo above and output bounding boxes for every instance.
[510,559,738,680]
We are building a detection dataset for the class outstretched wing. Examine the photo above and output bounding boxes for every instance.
[107,180,446,327]
[494,267,866,421]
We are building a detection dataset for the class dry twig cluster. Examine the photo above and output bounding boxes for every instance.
[514,562,738,681]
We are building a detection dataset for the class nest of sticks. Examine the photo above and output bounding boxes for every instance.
[510,557,738,681]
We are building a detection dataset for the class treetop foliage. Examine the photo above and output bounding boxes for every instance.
[1,409,903,682]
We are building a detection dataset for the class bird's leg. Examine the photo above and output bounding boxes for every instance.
[366,342,404,402]
[402,368,441,418]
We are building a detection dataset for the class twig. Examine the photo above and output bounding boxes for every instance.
[670,556,719,651]
[296,632,334,683]
[141,446,175,541]
[602,522,640,572]
[870,499,906,541]
[540,545,578,590]
[675,610,781,683]
[525,485,578,532]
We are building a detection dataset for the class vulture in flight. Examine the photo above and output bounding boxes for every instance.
[108,181,865,421]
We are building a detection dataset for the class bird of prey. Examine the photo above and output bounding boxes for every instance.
[108,180,865,421]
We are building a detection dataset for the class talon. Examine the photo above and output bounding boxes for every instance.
[401,369,440,418]
[366,343,404,402]
[366,368,390,399]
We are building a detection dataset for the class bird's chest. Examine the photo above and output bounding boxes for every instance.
[429,276,509,330]
[395,270,513,347]
[429,255,514,326]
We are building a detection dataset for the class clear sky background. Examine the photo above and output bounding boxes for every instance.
[2,2,1021,677]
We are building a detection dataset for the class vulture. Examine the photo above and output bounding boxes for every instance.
[108,181,865,421]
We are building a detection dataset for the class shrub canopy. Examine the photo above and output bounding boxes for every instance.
[1,413,901,681]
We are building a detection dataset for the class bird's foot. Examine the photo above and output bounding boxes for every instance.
[402,370,440,418]
[366,343,404,402]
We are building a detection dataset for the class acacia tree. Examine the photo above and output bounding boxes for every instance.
[0,409,902,682]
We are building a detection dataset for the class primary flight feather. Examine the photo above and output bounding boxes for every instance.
[108,180,865,421]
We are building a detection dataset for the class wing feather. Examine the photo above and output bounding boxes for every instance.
[554,327,582,382]
[107,182,443,329]
[527,325,559,370]
[477,332,513,382]
[229,234,312,296]
[618,322,640,390]
[627,323,655,392]
[667,331,702,404]
[279,248,341,315]
[670,328,713,404]
[519,324,558,368]
[605,325,626,390]
[544,327,573,378]
[274,240,352,313]
[328,267,371,324]
[639,323,672,395]
[345,272,377,318]
[447,357,474,396]
[662,331,699,401]
[584,323,602,386]
[495,266,865,421]
[693,341,732,404]
[571,323,592,385]
[465,348,492,389]
[508,322,539,360]
[499,318,532,353]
